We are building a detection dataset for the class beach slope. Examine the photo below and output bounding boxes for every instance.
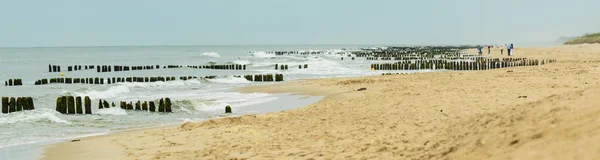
[43,44,600,160]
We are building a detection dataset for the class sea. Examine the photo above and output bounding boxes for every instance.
[0,45,428,159]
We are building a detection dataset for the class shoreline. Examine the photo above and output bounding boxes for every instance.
[39,92,325,160]
[42,44,600,159]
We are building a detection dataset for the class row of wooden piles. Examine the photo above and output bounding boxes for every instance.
[185,64,247,70]
[55,96,92,114]
[274,64,309,70]
[243,74,284,82]
[34,76,223,85]
[352,46,470,58]
[275,64,289,70]
[50,64,96,72]
[51,64,248,73]
[99,98,173,113]
[66,65,96,71]
[4,79,23,86]
[1,97,35,114]
[371,59,556,70]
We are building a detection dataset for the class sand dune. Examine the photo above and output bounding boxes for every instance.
[43,44,600,160]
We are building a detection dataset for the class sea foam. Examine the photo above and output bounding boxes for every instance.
[201,52,220,58]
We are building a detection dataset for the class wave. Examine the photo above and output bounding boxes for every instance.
[170,92,278,113]
[248,51,275,58]
[201,52,220,58]
[207,77,251,84]
[0,109,70,125]
[77,85,132,99]
[232,59,251,65]
[96,107,128,116]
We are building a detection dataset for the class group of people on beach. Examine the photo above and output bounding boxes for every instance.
[478,44,514,56]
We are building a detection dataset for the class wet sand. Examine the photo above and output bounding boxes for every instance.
[43,44,600,160]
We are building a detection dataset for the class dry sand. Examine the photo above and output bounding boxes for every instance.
[43,44,600,160]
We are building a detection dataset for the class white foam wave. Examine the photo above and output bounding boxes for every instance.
[0,109,70,125]
[74,80,207,99]
[207,77,251,84]
[78,85,131,99]
[96,107,128,116]
[167,92,277,113]
[249,51,275,58]
[233,59,251,65]
[201,52,220,58]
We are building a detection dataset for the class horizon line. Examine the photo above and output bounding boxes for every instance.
[0,43,524,49]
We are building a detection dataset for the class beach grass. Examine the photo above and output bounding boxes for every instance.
[565,33,600,44]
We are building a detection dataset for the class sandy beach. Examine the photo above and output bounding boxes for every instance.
[42,44,600,160]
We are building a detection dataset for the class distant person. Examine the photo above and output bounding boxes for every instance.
[477,46,483,56]
[509,44,514,56]
[487,46,491,54]
[500,48,504,55]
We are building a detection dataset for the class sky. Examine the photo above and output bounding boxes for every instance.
[0,0,598,47]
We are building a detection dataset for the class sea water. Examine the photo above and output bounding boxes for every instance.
[0,45,425,158]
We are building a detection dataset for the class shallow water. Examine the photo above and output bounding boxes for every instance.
[0,45,426,158]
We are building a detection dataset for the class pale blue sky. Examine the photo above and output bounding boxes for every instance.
[0,0,598,47]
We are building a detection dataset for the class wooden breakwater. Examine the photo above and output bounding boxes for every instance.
[381,73,416,75]
[184,64,247,70]
[243,74,284,82]
[98,98,173,113]
[263,50,326,56]
[370,58,556,71]
[55,96,91,114]
[4,79,23,86]
[275,64,288,70]
[49,64,248,73]
[352,46,473,59]
[273,64,308,70]
[55,96,173,114]
[50,65,96,72]
[36,76,180,85]
[33,74,283,85]
[2,97,35,114]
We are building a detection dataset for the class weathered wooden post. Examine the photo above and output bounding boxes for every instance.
[67,96,75,114]
[244,75,253,81]
[254,75,263,82]
[142,101,148,111]
[56,97,64,114]
[59,96,67,114]
[75,96,83,114]
[22,97,29,110]
[120,101,126,109]
[135,101,141,110]
[16,97,23,111]
[165,98,172,113]
[103,100,109,108]
[225,105,232,113]
[158,98,165,112]
[2,97,8,114]
[127,102,133,110]
[149,101,156,112]
[84,96,91,114]
[9,97,16,113]
[98,99,103,109]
